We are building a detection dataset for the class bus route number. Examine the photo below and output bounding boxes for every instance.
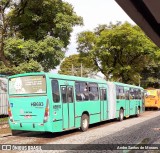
[31,102,43,107]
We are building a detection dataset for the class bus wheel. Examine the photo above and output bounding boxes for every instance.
[11,130,24,136]
[80,114,89,132]
[119,109,124,121]
[136,107,140,117]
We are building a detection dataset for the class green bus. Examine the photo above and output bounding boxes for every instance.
[8,72,144,135]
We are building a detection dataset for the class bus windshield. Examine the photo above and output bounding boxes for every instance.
[9,75,46,95]
[145,90,157,97]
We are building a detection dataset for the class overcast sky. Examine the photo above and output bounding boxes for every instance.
[64,0,135,56]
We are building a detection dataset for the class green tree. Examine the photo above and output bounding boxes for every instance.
[141,49,160,88]
[77,22,158,85]
[0,0,83,74]
[0,0,12,67]
[58,54,95,77]
[9,0,83,46]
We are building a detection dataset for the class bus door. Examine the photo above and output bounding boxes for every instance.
[100,88,108,120]
[124,87,130,116]
[61,86,75,130]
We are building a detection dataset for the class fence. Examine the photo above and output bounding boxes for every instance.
[0,76,8,125]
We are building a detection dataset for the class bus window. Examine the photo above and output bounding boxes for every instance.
[134,89,138,99]
[100,89,107,100]
[116,86,125,99]
[88,83,99,100]
[157,90,160,98]
[75,82,89,101]
[67,87,74,103]
[137,89,142,100]
[129,88,135,99]
[61,86,74,103]
[125,90,129,100]
[130,88,140,100]
[9,75,46,94]
[52,80,60,103]
[61,86,67,103]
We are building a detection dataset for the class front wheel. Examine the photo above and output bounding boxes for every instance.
[80,114,89,132]
[119,109,124,121]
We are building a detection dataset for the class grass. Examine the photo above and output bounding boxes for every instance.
[0,116,8,124]
[0,116,11,135]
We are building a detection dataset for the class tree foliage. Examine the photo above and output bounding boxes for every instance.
[58,54,95,77]
[8,0,83,46]
[0,0,83,74]
[141,49,160,88]
[77,22,159,85]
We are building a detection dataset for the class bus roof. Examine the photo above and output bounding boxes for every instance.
[47,73,107,84]
[8,72,107,84]
[8,72,143,89]
[114,82,143,89]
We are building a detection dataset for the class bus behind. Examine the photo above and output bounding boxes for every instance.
[145,88,160,110]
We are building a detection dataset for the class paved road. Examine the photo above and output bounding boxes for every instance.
[1,111,160,153]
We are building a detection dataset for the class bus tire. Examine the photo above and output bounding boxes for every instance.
[136,107,140,117]
[119,109,124,121]
[11,130,24,136]
[80,114,89,132]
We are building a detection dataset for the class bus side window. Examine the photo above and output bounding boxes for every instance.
[116,86,125,99]
[134,88,140,99]
[61,87,67,103]
[100,89,107,100]
[116,86,119,99]
[88,83,99,100]
[130,88,138,100]
[125,90,129,100]
[129,88,134,99]
[75,82,82,101]
[103,89,107,100]
[157,90,160,98]
[67,87,73,103]
[52,80,60,103]
[138,89,141,100]
[75,82,89,101]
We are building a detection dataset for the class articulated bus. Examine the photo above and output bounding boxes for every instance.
[8,72,144,135]
[144,88,160,110]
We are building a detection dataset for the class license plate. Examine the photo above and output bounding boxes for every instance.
[24,115,32,119]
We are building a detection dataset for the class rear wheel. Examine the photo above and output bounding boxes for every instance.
[119,109,124,121]
[80,114,89,132]
[11,130,24,136]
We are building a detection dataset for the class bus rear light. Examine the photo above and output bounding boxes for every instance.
[45,107,49,116]
[8,104,13,122]
[43,99,49,123]
[8,107,12,117]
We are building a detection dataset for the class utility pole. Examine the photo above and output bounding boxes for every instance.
[81,63,83,77]
[71,64,74,75]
